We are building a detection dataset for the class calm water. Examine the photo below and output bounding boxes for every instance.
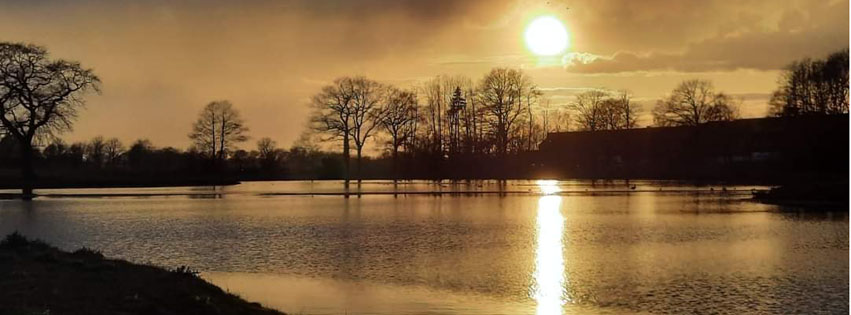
[0,180,847,314]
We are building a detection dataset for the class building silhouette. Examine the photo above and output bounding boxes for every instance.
[537,115,849,181]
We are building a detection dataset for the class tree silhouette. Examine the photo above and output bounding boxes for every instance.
[421,75,472,157]
[448,86,467,155]
[349,77,385,181]
[86,136,106,168]
[309,77,356,186]
[0,42,100,198]
[104,137,124,166]
[477,68,535,156]
[188,100,249,166]
[571,90,608,131]
[379,87,418,179]
[653,79,737,127]
[770,49,849,117]
[256,137,281,173]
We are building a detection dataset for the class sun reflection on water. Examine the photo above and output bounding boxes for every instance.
[531,180,567,315]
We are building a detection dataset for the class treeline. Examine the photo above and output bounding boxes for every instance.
[0,135,350,186]
[306,69,650,180]
[303,68,760,179]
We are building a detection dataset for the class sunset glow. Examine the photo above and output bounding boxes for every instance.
[0,1,847,313]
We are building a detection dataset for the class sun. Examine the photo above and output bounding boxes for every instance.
[524,16,569,56]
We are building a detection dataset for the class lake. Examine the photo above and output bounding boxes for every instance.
[0,180,847,314]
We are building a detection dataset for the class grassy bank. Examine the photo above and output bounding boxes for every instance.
[0,233,283,315]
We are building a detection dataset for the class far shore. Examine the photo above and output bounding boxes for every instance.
[1,178,846,212]
[0,175,817,190]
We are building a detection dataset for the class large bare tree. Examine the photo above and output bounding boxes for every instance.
[599,90,639,130]
[653,80,737,127]
[379,87,418,178]
[349,77,386,180]
[0,42,100,198]
[571,90,608,131]
[477,68,534,156]
[309,77,357,184]
[188,100,249,163]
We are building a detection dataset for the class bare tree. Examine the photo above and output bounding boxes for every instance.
[0,42,100,198]
[616,90,639,129]
[256,137,280,172]
[599,98,622,131]
[550,102,571,133]
[420,75,472,157]
[188,100,249,163]
[104,137,124,166]
[524,86,543,151]
[653,80,738,127]
[598,90,639,130]
[86,136,106,167]
[379,87,418,178]
[309,77,356,184]
[770,50,849,117]
[349,77,386,181]
[477,68,533,156]
[256,137,277,160]
[571,90,608,131]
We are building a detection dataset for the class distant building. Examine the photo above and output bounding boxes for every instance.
[537,115,849,181]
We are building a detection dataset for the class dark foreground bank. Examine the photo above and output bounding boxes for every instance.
[0,233,283,315]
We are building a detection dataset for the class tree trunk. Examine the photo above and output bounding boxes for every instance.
[343,133,350,198]
[356,148,363,184]
[392,141,399,181]
[19,140,35,200]
[355,146,363,199]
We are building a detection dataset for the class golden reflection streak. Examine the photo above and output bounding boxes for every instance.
[531,180,567,315]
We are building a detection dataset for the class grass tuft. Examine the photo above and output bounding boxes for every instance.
[172,265,200,278]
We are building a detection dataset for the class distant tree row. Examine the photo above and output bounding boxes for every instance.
[305,68,759,180]
[309,69,556,181]
[0,133,345,181]
[307,69,646,181]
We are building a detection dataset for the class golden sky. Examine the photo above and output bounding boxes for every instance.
[1,0,847,149]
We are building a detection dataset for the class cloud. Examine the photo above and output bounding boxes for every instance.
[564,0,848,73]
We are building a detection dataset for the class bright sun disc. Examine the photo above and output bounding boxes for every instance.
[525,16,569,56]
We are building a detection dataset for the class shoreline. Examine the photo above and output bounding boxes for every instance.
[0,233,284,315]
[0,176,802,190]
